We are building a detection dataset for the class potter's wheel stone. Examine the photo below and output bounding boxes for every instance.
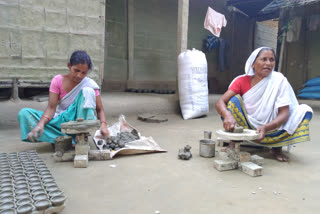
[216,129,260,141]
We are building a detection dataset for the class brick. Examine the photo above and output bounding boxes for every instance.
[217,151,233,161]
[214,160,238,171]
[75,144,89,155]
[241,162,263,177]
[239,152,251,162]
[74,155,88,168]
[250,155,264,166]
[88,150,111,160]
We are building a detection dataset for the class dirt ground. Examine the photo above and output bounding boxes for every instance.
[1,93,320,214]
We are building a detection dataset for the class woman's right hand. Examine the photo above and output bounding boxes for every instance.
[223,115,237,131]
[27,125,44,142]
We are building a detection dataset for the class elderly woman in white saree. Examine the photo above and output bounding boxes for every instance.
[18,50,109,144]
[216,47,313,162]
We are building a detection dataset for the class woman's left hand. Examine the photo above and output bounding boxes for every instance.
[256,125,267,142]
[100,123,110,137]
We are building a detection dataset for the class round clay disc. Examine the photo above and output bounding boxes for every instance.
[216,129,260,141]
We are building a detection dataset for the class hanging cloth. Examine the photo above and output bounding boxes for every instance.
[204,7,227,37]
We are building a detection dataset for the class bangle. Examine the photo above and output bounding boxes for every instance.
[100,121,107,125]
[41,115,51,121]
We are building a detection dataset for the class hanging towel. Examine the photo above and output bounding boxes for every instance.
[204,7,227,37]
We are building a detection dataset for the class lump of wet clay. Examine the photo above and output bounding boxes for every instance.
[225,125,244,133]
[178,145,192,160]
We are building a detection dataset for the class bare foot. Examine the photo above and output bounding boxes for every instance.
[270,147,289,162]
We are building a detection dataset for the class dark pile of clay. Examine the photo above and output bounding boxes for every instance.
[100,131,139,151]
[0,151,66,213]
[178,145,192,160]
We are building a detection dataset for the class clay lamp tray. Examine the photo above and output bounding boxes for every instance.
[216,129,260,141]
[51,195,66,206]
[1,178,12,183]
[0,208,16,214]
[1,183,14,188]
[29,181,42,187]
[43,177,55,184]
[16,203,33,214]
[17,198,33,206]
[32,189,46,196]
[0,191,14,198]
[46,186,59,192]
[34,199,51,211]
[43,182,56,188]
[0,201,15,210]
[30,185,44,192]
[14,176,27,182]
[0,195,14,203]
[1,186,13,192]
[16,192,31,201]
[48,190,63,198]
[33,193,48,201]
[16,183,28,189]
[15,188,29,195]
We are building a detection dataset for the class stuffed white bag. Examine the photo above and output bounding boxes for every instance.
[178,48,209,120]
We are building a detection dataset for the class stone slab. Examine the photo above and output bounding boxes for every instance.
[214,160,238,171]
[241,162,263,177]
[137,113,168,123]
[74,155,88,168]
[216,129,260,141]
[250,155,264,166]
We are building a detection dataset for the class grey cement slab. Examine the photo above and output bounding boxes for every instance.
[0,93,320,214]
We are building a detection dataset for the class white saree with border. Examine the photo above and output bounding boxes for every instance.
[242,71,312,135]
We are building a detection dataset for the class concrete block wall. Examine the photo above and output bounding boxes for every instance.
[0,0,105,86]
[103,0,254,93]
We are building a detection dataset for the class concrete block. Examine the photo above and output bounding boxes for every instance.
[239,152,251,162]
[214,160,238,171]
[44,0,67,12]
[75,144,90,155]
[86,0,104,17]
[45,11,68,32]
[87,17,105,34]
[250,155,264,166]
[20,6,45,29]
[68,15,88,33]
[74,155,88,168]
[44,205,65,214]
[241,162,263,177]
[21,31,45,57]
[0,6,20,26]
[67,1,87,16]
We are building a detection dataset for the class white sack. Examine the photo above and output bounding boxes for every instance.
[178,48,209,120]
